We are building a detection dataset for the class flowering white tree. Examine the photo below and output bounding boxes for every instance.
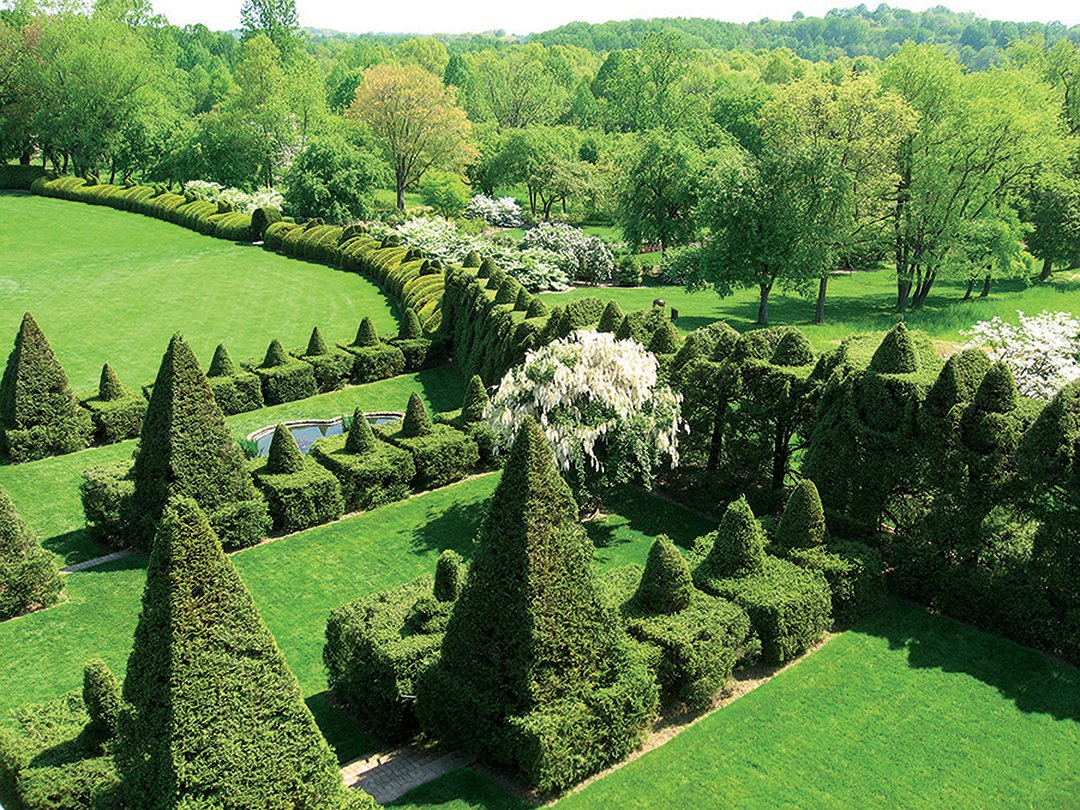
[521,222,615,283]
[183,180,284,213]
[963,310,1080,400]
[484,330,684,509]
[464,194,523,227]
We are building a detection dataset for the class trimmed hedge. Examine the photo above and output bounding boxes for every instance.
[310,415,415,512]
[79,460,135,548]
[252,340,318,405]
[786,540,884,627]
[82,364,146,444]
[383,397,478,490]
[250,426,344,533]
[206,343,264,415]
[298,327,352,392]
[0,483,62,621]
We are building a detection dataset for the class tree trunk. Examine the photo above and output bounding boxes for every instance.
[707,401,728,472]
[1037,258,1053,282]
[912,271,936,308]
[396,171,406,211]
[19,150,31,166]
[980,275,991,297]
[757,281,772,326]
[815,276,828,324]
[896,278,911,311]
[962,278,974,300]
[771,420,789,492]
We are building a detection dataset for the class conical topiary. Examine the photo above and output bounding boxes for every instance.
[974,361,1018,414]
[399,308,424,340]
[266,424,304,475]
[771,330,814,367]
[0,483,62,620]
[262,339,289,368]
[401,392,433,437]
[461,375,489,424]
[597,301,625,333]
[83,659,121,741]
[925,349,991,414]
[486,272,504,291]
[477,257,497,278]
[463,250,481,268]
[305,327,329,357]
[207,343,236,377]
[353,317,380,347]
[869,322,918,374]
[615,315,635,342]
[128,334,262,550]
[0,311,90,459]
[777,480,826,549]
[114,497,362,808]
[514,288,531,312]
[525,298,549,319]
[633,535,693,614]
[648,321,680,355]
[700,497,766,579]
[98,364,127,401]
[434,549,466,602]
[344,408,377,454]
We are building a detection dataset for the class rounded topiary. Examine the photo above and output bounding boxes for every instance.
[702,497,766,578]
[399,309,424,341]
[869,322,918,374]
[266,424,304,475]
[401,393,433,437]
[251,206,282,240]
[305,327,329,357]
[974,361,1018,415]
[98,364,126,401]
[0,483,62,620]
[461,375,490,424]
[526,298,550,319]
[648,321,681,355]
[345,408,377,454]
[208,343,237,377]
[709,322,742,362]
[634,535,693,615]
[262,340,289,368]
[597,301,625,334]
[463,250,481,268]
[771,330,814,367]
[83,658,121,741]
[434,549,467,602]
[478,257,498,278]
[777,480,826,549]
[354,317,380,348]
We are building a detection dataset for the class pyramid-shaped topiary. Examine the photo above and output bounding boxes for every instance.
[98,364,126,401]
[345,407,377,454]
[84,363,146,444]
[398,308,424,340]
[114,497,370,809]
[261,339,289,368]
[460,375,489,425]
[416,417,657,791]
[402,392,433,437]
[353,317,380,348]
[776,480,826,549]
[462,250,481,268]
[648,320,681,355]
[0,483,62,620]
[597,300,625,334]
[207,343,237,377]
[514,288,531,312]
[771,330,814,367]
[525,297,549,319]
[696,497,766,580]
[494,279,519,305]
[0,311,91,461]
[973,361,1018,415]
[633,535,693,614]
[266,424,304,475]
[924,348,990,415]
[477,257,497,278]
[305,326,330,356]
[127,334,267,550]
[869,322,918,374]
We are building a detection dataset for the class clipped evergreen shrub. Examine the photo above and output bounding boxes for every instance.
[251,206,282,240]
[648,320,681,356]
[384,397,478,490]
[436,376,497,465]
[80,459,135,547]
[462,250,481,268]
[460,375,490,425]
[392,308,435,371]
[206,344,264,415]
[478,257,497,277]
[0,312,92,462]
[694,497,766,580]
[83,659,121,743]
[125,334,269,551]
[435,549,467,602]
[342,320,407,384]
[597,301,625,333]
[115,497,373,809]
[787,539,885,627]
[299,327,352,392]
[82,364,147,444]
[415,418,658,792]
[776,480,826,549]
[402,392,433,437]
[526,297,550,319]
[0,483,62,620]
[771,330,815,367]
[251,426,344,533]
[634,535,694,615]
[253,339,318,405]
[310,410,415,511]
[869,321,918,373]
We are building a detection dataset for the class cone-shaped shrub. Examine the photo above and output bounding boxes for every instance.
[615,315,634,342]
[771,330,814,367]
[398,308,424,340]
[266,424,304,475]
[478,257,497,278]
[99,364,126,401]
[128,334,263,550]
[262,339,289,368]
[353,317,380,347]
[402,393,433,437]
[461,375,489,424]
[114,497,363,808]
[597,300,624,333]
[434,549,466,602]
[0,483,62,619]
[525,297,549,319]
[345,408,377,454]
[463,250,481,268]
[305,326,329,356]
[633,535,693,614]
[974,361,1018,414]
[925,348,990,413]
[699,497,766,579]
[648,321,681,355]
[777,480,826,549]
[869,322,918,374]
[83,658,121,741]
[514,288,531,311]
[207,343,237,377]
[494,280,517,305]
[0,311,90,460]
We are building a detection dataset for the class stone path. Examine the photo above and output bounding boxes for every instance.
[341,745,476,803]
[61,549,133,573]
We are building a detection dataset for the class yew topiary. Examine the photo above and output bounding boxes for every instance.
[696,497,766,580]
[461,375,489,424]
[633,535,693,614]
[83,659,121,742]
[266,424,304,475]
[0,483,62,620]
[869,321,918,374]
[399,308,424,340]
[262,339,289,367]
[974,361,1019,414]
[463,250,481,268]
[305,326,330,356]
[478,257,498,278]
[525,298,550,319]
[648,320,681,355]
[207,343,237,377]
[353,317,381,348]
[345,408,377,454]
[924,348,990,415]
[98,364,126,401]
[597,300,625,334]
[771,330,814,367]
[777,480,826,549]
[402,392,433,437]
[434,549,466,602]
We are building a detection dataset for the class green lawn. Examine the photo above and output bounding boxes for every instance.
[542,272,1080,352]
[0,192,400,390]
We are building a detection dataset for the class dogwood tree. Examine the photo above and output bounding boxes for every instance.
[963,310,1080,399]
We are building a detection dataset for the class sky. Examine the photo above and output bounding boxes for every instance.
[151,0,1080,34]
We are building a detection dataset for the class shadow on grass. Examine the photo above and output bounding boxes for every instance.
[596,488,714,548]
[408,499,486,559]
[389,767,529,810]
[42,530,107,567]
[852,601,1080,722]
[306,691,372,764]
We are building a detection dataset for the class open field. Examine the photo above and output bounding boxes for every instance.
[0,192,400,389]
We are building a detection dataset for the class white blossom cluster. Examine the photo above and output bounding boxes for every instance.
[183,180,284,214]
[963,310,1080,400]
[484,330,684,474]
[464,194,524,227]
[521,222,615,284]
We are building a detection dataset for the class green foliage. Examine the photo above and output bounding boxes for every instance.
[353,317,381,348]
[254,344,318,405]
[266,424,304,474]
[420,171,471,217]
[283,133,383,223]
[0,483,62,620]
[695,497,766,580]
[648,320,681,355]
[434,549,467,602]
[399,308,424,340]
[461,375,489,424]
[251,206,282,240]
[633,535,693,614]
[301,331,352,392]
[97,364,125,402]
[478,257,498,278]
[0,312,91,462]
[83,369,147,445]
[345,408,377,454]
[402,392,433,437]
[462,250,481,268]
[771,330,814,367]
[526,297,550,319]
[115,497,363,808]
[252,447,345,533]
[776,480,826,549]
[787,540,884,627]
[924,348,991,415]
[869,322,918,373]
[126,334,269,551]
[416,418,657,791]
[82,659,121,742]
[79,460,135,548]
[306,326,330,356]
[208,343,238,377]
[597,300,625,333]
[262,339,289,367]
[345,341,407,385]
[974,361,1019,414]
[310,431,415,511]
[384,419,479,490]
